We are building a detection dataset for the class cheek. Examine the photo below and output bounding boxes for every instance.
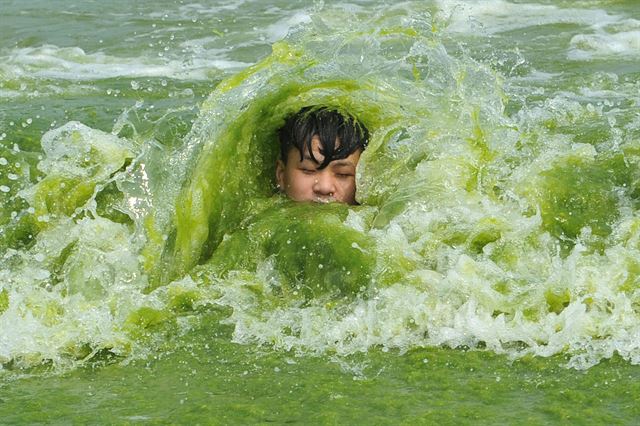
[338,177,356,191]
[285,170,312,193]
[336,178,357,200]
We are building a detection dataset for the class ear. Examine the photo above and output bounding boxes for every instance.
[275,159,286,190]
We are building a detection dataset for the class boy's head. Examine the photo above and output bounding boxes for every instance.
[276,107,369,205]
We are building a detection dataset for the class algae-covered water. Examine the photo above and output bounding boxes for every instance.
[1,0,640,423]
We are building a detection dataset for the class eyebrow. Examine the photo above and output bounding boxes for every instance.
[329,160,355,167]
[299,156,355,168]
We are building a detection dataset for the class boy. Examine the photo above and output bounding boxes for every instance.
[276,107,369,205]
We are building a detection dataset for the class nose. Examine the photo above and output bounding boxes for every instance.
[313,171,336,196]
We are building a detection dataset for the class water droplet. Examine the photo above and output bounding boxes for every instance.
[0,185,10,193]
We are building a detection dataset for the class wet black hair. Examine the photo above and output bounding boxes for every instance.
[278,107,369,170]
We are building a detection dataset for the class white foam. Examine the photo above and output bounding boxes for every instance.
[438,0,618,34]
[569,28,640,60]
[264,12,312,42]
[0,45,250,82]
[175,1,248,16]
[218,215,640,369]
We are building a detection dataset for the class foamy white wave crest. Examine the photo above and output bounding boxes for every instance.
[265,12,312,42]
[438,0,618,34]
[569,28,640,60]
[175,1,249,16]
[221,233,640,370]
[0,45,250,81]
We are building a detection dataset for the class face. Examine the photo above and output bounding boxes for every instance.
[276,135,361,205]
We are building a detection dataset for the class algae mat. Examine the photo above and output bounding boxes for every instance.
[1,0,639,422]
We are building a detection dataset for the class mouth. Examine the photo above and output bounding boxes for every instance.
[314,196,337,204]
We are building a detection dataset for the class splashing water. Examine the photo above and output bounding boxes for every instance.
[1,1,639,374]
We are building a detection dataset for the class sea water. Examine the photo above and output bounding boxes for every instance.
[1,0,639,423]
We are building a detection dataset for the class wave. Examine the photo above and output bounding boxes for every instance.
[1,1,639,374]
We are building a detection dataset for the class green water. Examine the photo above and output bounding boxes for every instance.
[1,0,640,422]
[2,314,639,424]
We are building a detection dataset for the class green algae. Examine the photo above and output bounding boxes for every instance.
[17,122,134,231]
[125,307,172,332]
[0,289,8,315]
[2,312,639,425]
[207,201,375,299]
[2,2,640,425]
[1,0,640,375]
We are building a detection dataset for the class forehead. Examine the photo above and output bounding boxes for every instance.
[301,134,332,153]
[304,136,328,159]
[286,143,361,167]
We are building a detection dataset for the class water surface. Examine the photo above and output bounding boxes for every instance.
[1,0,639,422]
